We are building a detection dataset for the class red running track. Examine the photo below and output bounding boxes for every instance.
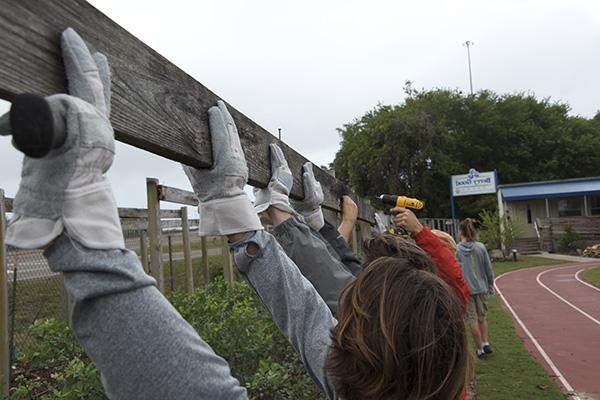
[495,262,600,400]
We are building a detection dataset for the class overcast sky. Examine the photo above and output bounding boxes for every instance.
[1,0,599,210]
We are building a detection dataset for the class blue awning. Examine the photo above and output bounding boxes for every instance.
[500,177,600,201]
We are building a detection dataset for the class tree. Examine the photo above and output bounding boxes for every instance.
[332,86,600,219]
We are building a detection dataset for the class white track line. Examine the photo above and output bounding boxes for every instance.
[575,267,600,293]
[536,266,600,326]
[495,270,578,397]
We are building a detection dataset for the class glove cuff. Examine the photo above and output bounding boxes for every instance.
[254,190,294,215]
[199,193,263,236]
[301,208,324,231]
[6,215,64,249]
[62,179,125,249]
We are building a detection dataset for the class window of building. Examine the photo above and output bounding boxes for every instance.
[591,195,600,215]
[558,197,582,217]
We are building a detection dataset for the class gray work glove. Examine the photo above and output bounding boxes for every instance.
[372,212,389,234]
[2,28,123,250]
[183,101,262,236]
[291,162,324,231]
[253,143,295,215]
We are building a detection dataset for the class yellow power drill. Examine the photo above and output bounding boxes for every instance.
[378,194,424,236]
[378,194,424,210]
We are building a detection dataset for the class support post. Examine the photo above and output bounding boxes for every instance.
[545,198,550,218]
[0,190,9,397]
[140,230,149,273]
[180,207,194,294]
[147,178,164,292]
[222,238,234,285]
[497,187,506,254]
[449,176,457,239]
[201,237,209,283]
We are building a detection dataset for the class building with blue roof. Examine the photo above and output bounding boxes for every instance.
[497,176,600,252]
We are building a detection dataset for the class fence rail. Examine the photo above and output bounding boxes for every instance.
[0,0,375,223]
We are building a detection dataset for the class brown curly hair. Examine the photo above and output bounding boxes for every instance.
[362,234,435,273]
[325,257,468,399]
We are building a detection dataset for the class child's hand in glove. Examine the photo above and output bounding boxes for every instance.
[253,143,295,217]
[290,162,325,231]
[183,101,262,236]
[2,28,123,250]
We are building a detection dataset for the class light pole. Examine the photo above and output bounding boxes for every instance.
[278,127,281,141]
[463,41,474,95]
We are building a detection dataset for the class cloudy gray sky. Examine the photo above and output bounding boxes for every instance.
[1,0,599,210]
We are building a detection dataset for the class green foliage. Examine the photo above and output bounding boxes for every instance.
[556,224,584,252]
[169,279,323,398]
[7,281,324,399]
[22,319,84,369]
[479,209,524,256]
[333,85,600,218]
[7,319,105,400]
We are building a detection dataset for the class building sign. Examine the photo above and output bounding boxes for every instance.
[451,169,497,197]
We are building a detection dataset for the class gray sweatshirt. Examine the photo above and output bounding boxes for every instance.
[455,241,494,295]
[45,231,337,399]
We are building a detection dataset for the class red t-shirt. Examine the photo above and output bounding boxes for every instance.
[412,227,470,309]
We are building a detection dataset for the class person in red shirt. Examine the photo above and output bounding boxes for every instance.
[389,207,471,308]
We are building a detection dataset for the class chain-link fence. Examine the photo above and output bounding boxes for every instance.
[4,215,229,377]
[6,247,64,361]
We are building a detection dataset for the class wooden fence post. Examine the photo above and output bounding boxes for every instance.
[0,190,9,396]
[222,237,234,285]
[147,178,164,292]
[180,207,194,294]
[140,230,149,274]
[201,237,209,283]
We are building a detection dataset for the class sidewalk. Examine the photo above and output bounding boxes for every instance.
[530,252,595,263]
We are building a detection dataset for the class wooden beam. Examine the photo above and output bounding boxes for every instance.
[119,207,181,219]
[180,207,194,294]
[146,178,164,292]
[0,0,374,223]
[158,185,198,207]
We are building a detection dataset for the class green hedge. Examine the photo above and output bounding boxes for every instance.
[6,279,324,399]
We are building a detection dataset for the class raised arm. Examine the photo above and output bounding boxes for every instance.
[254,151,357,314]
[392,208,470,307]
[4,28,246,400]
[184,113,338,398]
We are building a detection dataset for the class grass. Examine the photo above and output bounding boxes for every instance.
[475,256,569,400]
[580,266,600,288]
[129,236,224,256]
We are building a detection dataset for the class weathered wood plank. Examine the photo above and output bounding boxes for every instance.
[0,0,374,223]
[180,207,193,294]
[146,178,164,292]
[158,185,198,206]
[118,207,181,219]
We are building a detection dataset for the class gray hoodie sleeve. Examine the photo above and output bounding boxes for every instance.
[44,234,247,400]
[479,243,495,288]
[273,216,356,315]
[318,219,363,277]
[230,230,337,399]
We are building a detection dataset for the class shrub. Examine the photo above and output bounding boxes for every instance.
[7,280,325,399]
[479,209,524,257]
[557,225,583,253]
